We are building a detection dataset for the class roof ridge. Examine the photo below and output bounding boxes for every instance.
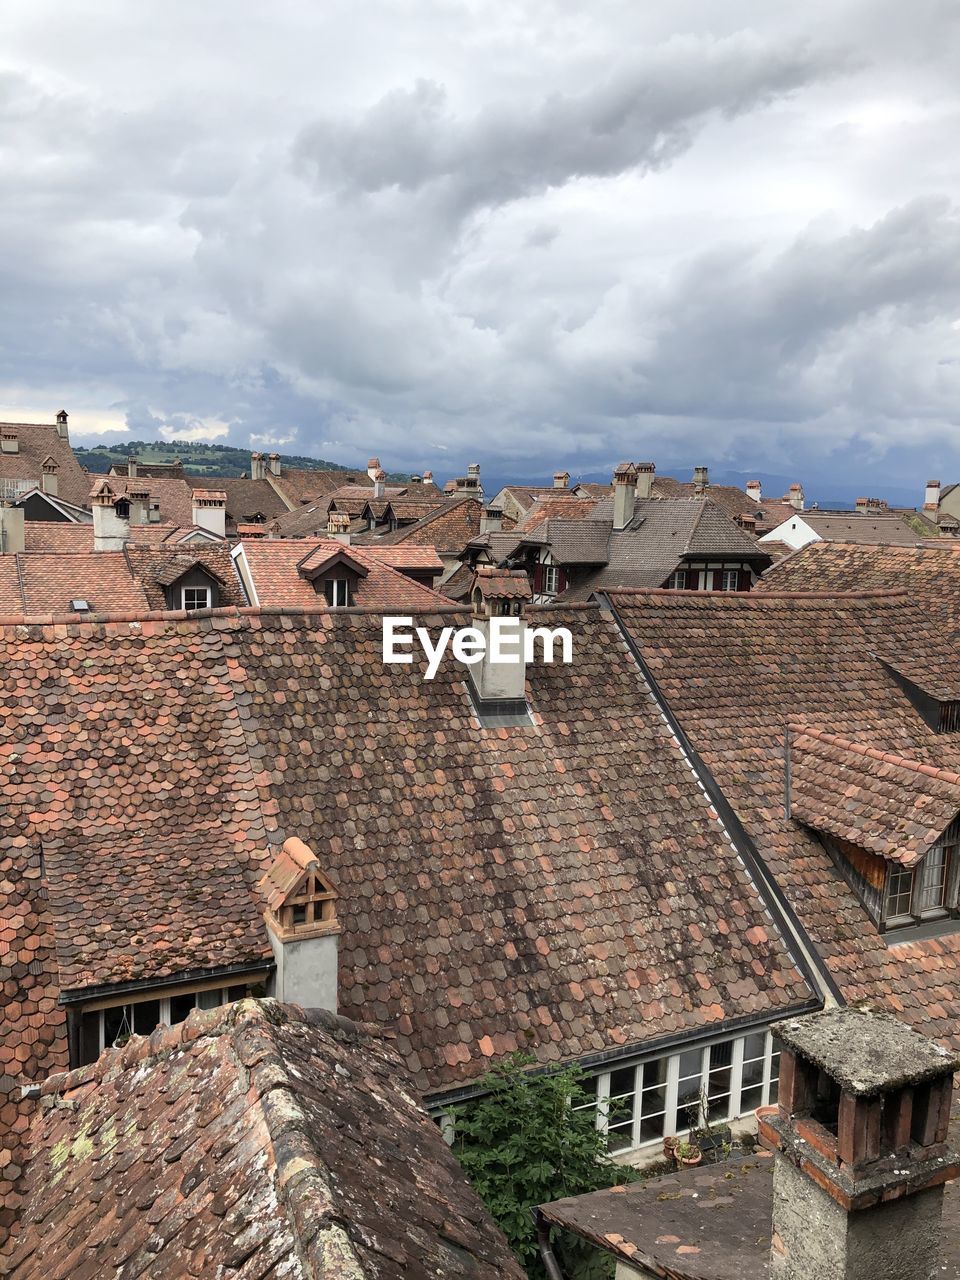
[606,586,910,601]
[788,723,960,788]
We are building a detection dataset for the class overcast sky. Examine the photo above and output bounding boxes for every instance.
[2,1,960,492]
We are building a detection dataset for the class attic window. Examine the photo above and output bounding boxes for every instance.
[877,659,960,734]
[884,817,960,929]
[325,578,350,607]
[666,569,687,589]
[114,498,130,519]
[182,586,211,611]
[71,599,90,613]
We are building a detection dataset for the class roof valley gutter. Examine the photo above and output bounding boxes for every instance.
[598,591,843,1010]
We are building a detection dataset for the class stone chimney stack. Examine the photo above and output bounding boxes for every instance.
[553,471,570,490]
[469,566,532,713]
[787,483,805,512]
[55,409,69,439]
[260,837,341,1013]
[250,451,266,481]
[0,503,24,554]
[924,480,941,512]
[40,457,59,497]
[693,464,709,496]
[635,461,656,500]
[192,489,227,539]
[612,462,639,531]
[746,479,762,503]
[367,456,381,482]
[127,455,138,479]
[760,1007,960,1280]
[373,468,387,500]
[267,452,281,477]
[480,505,503,534]
[0,428,19,455]
[91,482,130,551]
[423,470,433,484]
[327,510,351,542]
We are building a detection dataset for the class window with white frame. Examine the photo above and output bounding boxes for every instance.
[325,578,350,607]
[884,818,960,928]
[542,564,560,595]
[719,569,741,591]
[182,585,211,611]
[572,1028,782,1154]
[666,569,687,590]
[77,980,257,1067]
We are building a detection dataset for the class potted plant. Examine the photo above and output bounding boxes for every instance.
[663,1134,680,1161]
[675,1139,702,1167]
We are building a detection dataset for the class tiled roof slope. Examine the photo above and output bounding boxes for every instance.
[363,495,482,552]
[12,552,150,616]
[515,494,600,533]
[22,522,217,552]
[123,544,246,611]
[269,465,368,507]
[0,422,91,508]
[609,588,960,1048]
[652,476,758,521]
[761,541,960,625]
[360,545,444,574]
[789,725,960,866]
[239,539,456,610]
[220,477,289,531]
[96,475,198,527]
[8,1000,524,1280]
[779,511,923,545]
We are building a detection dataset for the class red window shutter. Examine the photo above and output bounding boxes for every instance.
[532,563,544,593]
[711,569,722,590]
[739,568,752,591]
[557,568,567,593]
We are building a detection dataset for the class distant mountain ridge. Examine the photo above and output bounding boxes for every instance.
[73,440,409,482]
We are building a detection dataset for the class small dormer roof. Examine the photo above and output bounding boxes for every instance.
[297,544,369,582]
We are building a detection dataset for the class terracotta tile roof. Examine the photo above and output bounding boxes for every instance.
[440,561,475,600]
[273,500,341,537]
[652,476,760,521]
[514,494,599,533]
[361,545,443,574]
[473,565,531,600]
[122,544,246,611]
[8,999,523,1280]
[608,587,960,1049]
[364,494,482,553]
[0,422,91,508]
[91,475,200,528]
[386,497,448,522]
[239,538,455,611]
[759,539,793,563]
[268,465,367,506]
[761,542,960,627]
[109,459,187,479]
[13,552,150,616]
[788,724,960,866]
[219,477,289,531]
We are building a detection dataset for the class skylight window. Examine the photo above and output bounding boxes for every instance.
[71,599,90,613]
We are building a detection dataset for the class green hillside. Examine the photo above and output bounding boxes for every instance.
[73,439,406,480]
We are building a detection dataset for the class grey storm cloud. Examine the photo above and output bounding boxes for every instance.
[1,0,960,491]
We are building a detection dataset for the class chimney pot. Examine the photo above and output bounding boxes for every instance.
[55,409,68,439]
[468,567,532,714]
[924,480,942,511]
[612,462,639,531]
[0,429,19,455]
[250,451,266,481]
[480,506,503,534]
[0,503,24,554]
[635,461,656,500]
[191,489,227,539]
[423,470,433,482]
[267,452,281,477]
[127,455,137,479]
[746,479,762,503]
[553,471,570,489]
[693,465,709,493]
[260,838,340,1013]
[40,457,59,498]
[367,456,381,482]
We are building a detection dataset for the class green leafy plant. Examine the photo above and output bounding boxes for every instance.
[452,1053,633,1278]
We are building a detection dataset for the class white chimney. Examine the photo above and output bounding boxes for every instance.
[260,837,341,1013]
[480,506,503,534]
[192,489,226,539]
[1,429,19,455]
[373,468,387,500]
[553,471,570,489]
[924,480,941,511]
[250,451,266,481]
[91,483,130,551]
[127,455,138,479]
[127,486,150,527]
[267,452,281,477]
[469,567,532,709]
[612,462,638,531]
[55,409,69,440]
[423,470,433,484]
[787,483,805,511]
[635,462,656,500]
[0,504,24,554]
[41,457,59,497]
[367,456,381,482]
[746,480,762,504]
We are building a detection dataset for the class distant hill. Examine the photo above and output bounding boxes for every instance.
[74,439,409,482]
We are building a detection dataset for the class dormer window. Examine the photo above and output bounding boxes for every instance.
[325,578,350,607]
[884,818,960,928]
[114,498,130,519]
[182,585,211,611]
[877,657,960,734]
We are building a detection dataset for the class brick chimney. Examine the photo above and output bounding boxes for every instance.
[250,451,266,481]
[759,1006,960,1280]
[612,462,639,531]
[787,483,805,511]
[327,510,351,542]
[367,456,381,482]
[469,566,532,713]
[0,428,19,455]
[746,479,762,503]
[40,457,59,497]
[553,471,570,489]
[55,409,69,440]
[635,461,656,500]
[0,503,24,554]
[259,837,341,1013]
[267,452,281,477]
[480,505,503,534]
[373,468,387,500]
[191,489,226,539]
[924,480,941,512]
[693,464,709,496]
